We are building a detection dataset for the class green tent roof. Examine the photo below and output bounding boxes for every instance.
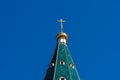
[44,43,80,80]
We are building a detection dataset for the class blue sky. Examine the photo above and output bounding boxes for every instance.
[0,0,120,80]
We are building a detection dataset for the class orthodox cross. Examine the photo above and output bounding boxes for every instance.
[57,19,65,32]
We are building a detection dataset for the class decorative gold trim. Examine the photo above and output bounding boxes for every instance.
[56,32,68,40]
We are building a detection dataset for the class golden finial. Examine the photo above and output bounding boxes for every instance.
[57,19,65,32]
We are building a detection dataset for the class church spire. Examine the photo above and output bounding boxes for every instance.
[56,19,68,44]
[44,19,80,80]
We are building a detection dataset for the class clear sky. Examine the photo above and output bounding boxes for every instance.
[0,0,120,80]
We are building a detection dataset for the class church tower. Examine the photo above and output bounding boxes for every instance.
[44,19,80,80]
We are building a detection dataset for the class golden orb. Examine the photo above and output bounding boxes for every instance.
[56,32,68,40]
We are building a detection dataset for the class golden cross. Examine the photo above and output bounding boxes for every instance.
[57,19,65,32]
